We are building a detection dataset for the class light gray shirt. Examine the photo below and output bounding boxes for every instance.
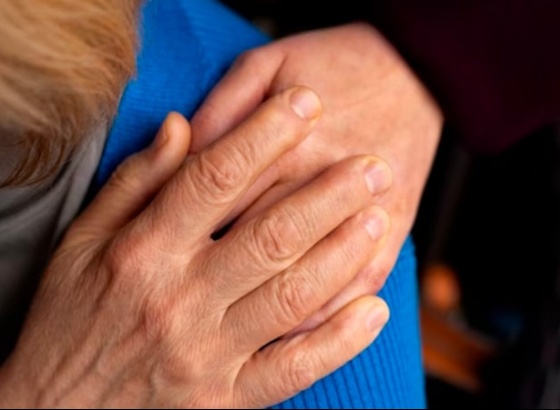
[0,124,107,358]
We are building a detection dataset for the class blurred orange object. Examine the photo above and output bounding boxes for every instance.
[421,306,496,392]
[422,263,461,313]
[421,263,496,392]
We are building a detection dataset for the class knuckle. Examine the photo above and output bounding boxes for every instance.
[104,234,144,278]
[253,209,306,264]
[284,350,317,394]
[192,150,245,205]
[141,297,181,346]
[272,269,313,326]
[149,316,221,392]
[103,231,158,292]
[142,302,172,343]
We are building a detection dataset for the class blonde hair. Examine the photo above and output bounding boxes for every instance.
[0,0,141,187]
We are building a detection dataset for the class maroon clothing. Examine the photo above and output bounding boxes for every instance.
[224,0,560,152]
[368,0,560,153]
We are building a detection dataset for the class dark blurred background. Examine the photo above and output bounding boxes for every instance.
[221,1,560,407]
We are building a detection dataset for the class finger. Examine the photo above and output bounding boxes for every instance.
[75,112,191,235]
[217,137,328,231]
[223,205,390,351]
[228,171,315,228]
[190,47,282,152]
[289,267,386,337]
[205,157,392,301]
[235,296,390,408]
[291,213,408,335]
[217,150,323,234]
[214,164,284,232]
[140,87,323,251]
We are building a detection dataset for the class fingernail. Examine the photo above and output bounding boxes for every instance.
[364,162,391,194]
[363,213,385,241]
[367,303,387,332]
[290,88,322,121]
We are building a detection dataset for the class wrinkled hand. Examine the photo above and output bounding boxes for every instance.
[0,88,392,408]
[192,23,443,332]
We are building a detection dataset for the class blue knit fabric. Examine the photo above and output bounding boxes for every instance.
[92,0,425,407]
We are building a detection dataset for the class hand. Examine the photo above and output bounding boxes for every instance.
[192,23,443,332]
[0,88,392,408]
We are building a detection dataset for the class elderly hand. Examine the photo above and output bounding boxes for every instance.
[0,88,392,408]
[192,23,443,332]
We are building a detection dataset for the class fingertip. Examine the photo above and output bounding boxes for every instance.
[165,112,192,144]
[288,86,323,121]
[361,206,391,242]
[149,112,188,152]
[363,296,390,333]
[328,296,389,337]
[153,112,192,160]
[363,157,393,195]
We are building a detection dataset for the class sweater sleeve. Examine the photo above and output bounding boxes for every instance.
[366,0,560,153]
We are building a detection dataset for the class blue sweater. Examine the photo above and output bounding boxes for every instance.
[93,0,425,407]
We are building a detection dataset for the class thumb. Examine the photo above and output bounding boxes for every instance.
[190,48,283,152]
[76,112,191,235]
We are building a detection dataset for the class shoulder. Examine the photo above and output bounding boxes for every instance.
[95,0,268,185]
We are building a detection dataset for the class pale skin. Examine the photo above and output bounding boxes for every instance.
[0,22,443,408]
[0,88,393,408]
[192,23,443,332]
